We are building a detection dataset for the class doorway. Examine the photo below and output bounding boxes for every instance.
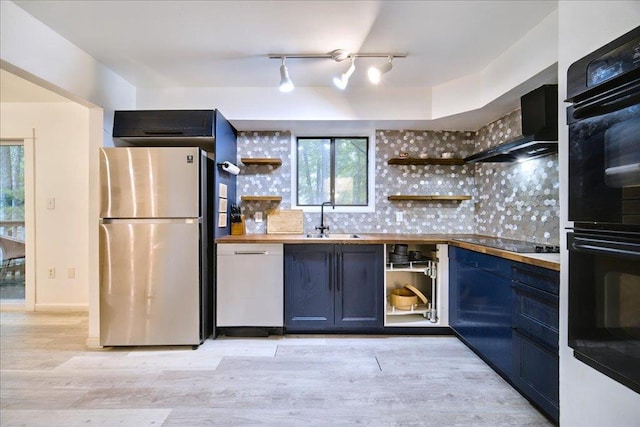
[0,139,26,302]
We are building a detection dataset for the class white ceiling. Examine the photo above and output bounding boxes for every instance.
[6,1,558,130]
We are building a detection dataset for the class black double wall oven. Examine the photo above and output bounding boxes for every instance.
[566,26,640,394]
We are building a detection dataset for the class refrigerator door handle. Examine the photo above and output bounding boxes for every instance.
[101,218,201,225]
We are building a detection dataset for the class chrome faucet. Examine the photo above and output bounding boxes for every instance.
[315,201,334,235]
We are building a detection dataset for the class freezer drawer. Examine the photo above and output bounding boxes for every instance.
[100,220,200,346]
[217,244,284,327]
[100,147,201,219]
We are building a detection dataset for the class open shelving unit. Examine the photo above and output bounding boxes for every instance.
[387,195,471,202]
[387,157,465,166]
[240,195,282,202]
[240,157,282,166]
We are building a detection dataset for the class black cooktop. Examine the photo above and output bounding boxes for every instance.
[453,237,560,254]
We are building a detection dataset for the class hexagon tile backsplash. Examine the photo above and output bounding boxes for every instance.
[236,109,560,245]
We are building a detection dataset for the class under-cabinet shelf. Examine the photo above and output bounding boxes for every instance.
[240,195,282,202]
[387,157,465,166]
[386,303,431,316]
[387,195,471,202]
[240,157,282,166]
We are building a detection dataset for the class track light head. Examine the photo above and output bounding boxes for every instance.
[279,57,294,93]
[368,57,393,84]
[269,50,405,91]
[330,49,350,62]
[333,57,356,90]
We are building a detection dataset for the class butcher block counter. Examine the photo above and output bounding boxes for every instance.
[216,233,560,271]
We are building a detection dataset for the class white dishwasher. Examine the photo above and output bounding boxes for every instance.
[216,243,284,334]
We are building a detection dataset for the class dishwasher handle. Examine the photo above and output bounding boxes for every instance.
[233,251,268,255]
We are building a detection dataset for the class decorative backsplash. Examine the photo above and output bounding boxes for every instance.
[235,109,560,244]
[474,110,560,244]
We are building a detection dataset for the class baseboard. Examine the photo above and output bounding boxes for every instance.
[85,336,102,349]
[0,302,27,311]
[34,303,88,311]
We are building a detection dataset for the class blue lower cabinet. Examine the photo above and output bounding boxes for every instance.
[512,330,559,422]
[335,245,384,329]
[449,246,513,378]
[284,244,334,331]
[512,262,559,423]
[285,244,383,332]
[450,246,559,423]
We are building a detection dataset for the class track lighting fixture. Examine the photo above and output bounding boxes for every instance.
[279,57,294,93]
[368,56,393,84]
[333,57,356,90]
[268,50,406,92]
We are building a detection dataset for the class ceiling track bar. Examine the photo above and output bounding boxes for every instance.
[268,53,408,59]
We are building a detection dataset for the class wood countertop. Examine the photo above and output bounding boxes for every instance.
[216,233,560,271]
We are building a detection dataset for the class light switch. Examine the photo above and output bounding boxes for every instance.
[46,198,55,210]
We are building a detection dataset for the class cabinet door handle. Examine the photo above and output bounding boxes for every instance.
[336,253,342,292]
[234,251,268,255]
[327,253,332,291]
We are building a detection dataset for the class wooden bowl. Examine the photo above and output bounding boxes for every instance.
[390,288,418,310]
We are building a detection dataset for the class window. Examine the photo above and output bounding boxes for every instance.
[296,137,368,206]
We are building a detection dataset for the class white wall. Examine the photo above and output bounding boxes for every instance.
[1,103,91,310]
[1,0,136,342]
[558,2,640,425]
[432,9,559,119]
[0,1,135,142]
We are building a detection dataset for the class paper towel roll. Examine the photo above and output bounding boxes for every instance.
[221,161,240,175]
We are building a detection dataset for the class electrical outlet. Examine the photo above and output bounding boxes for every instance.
[395,211,404,222]
[255,212,263,223]
[67,267,75,279]
[48,267,56,279]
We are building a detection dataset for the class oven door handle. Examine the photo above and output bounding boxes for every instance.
[572,82,640,120]
[570,235,640,259]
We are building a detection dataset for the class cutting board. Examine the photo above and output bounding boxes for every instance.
[267,209,304,234]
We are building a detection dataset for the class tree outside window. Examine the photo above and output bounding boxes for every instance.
[297,137,368,206]
[0,144,25,236]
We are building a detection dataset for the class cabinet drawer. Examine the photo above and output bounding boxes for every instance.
[513,263,559,295]
[513,282,559,350]
[449,247,512,279]
[512,330,559,422]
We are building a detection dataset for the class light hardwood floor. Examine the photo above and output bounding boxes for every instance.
[0,311,552,426]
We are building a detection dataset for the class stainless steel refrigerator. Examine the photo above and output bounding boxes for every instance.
[99,147,212,346]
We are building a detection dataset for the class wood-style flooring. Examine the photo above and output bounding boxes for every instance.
[0,311,552,426]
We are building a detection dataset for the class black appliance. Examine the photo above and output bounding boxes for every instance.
[566,25,640,394]
[452,236,559,254]
[567,230,640,393]
[465,84,558,163]
[566,26,640,227]
[113,110,217,152]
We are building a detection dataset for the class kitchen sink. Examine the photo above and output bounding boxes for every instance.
[305,233,361,239]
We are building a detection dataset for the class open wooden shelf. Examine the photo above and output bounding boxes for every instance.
[387,195,471,202]
[241,157,282,166]
[240,195,282,202]
[387,157,464,166]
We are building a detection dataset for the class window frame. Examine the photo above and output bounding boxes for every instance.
[290,130,376,214]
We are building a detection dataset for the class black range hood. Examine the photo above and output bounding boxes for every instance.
[113,110,217,152]
[465,84,558,163]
